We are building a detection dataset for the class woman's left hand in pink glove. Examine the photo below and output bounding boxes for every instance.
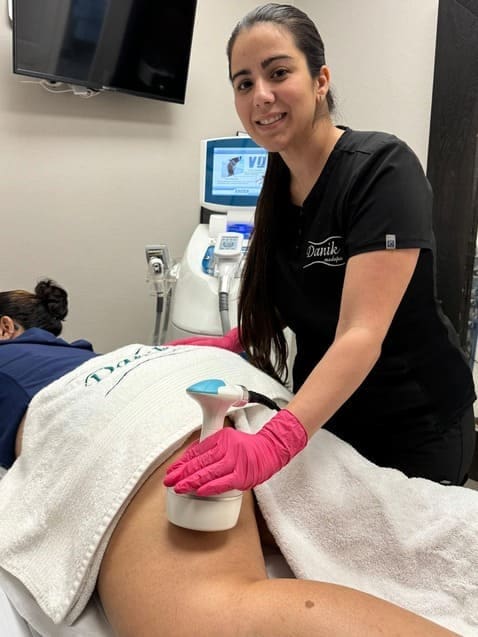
[163,409,308,496]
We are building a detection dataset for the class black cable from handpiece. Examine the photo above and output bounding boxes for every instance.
[247,390,281,412]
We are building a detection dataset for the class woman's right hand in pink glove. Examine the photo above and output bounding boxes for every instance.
[166,326,243,354]
[164,409,308,495]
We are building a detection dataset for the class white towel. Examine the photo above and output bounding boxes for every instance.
[0,344,291,626]
[235,407,478,636]
[0,343,477,634]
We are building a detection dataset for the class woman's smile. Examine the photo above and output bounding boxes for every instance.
[256,112,287,127]
[230,22,320,153]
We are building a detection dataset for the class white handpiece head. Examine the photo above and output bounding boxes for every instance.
[186,379,247,440]
[166,378,246,531]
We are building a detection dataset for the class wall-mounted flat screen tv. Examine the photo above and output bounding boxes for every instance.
[12,0,197,103]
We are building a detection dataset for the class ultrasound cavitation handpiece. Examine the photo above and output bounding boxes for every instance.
[166,379,249,532]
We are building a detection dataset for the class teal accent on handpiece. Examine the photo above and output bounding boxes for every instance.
[186,379,226,395]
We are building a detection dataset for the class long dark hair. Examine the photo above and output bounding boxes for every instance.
[227,4,335,381]
[238,153,291,382]
[0,279,68,336]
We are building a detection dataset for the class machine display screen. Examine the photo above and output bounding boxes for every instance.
[201,136,268,211]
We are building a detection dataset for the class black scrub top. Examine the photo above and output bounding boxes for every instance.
[272,128,475,448]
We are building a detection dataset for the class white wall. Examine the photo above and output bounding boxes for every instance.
[300,0,438,167]
[0,0,438,352]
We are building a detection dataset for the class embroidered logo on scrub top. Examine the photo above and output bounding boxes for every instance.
[303,236,345,268]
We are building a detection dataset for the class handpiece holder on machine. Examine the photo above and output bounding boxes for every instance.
[166,379,246,532]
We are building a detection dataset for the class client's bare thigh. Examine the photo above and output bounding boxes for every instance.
[97,431,267,637]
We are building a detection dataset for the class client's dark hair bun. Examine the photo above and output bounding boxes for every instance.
[34,279,68,321]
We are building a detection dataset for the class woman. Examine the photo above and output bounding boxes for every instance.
[0,281,459,636]
[0,279,97,468]
[165,2,476,494]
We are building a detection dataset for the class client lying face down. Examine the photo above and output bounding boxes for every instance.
[0,278,459,636]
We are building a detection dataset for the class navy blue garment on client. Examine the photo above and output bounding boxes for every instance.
[0,328,98,468]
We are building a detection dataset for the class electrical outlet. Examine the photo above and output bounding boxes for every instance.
[145,244,172,270]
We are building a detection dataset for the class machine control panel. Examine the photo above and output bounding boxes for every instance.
[214,232,243,258]
[201,232,246,276]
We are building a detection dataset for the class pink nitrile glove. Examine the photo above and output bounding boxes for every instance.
[163,409,308,496]
[166,326,242,354]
